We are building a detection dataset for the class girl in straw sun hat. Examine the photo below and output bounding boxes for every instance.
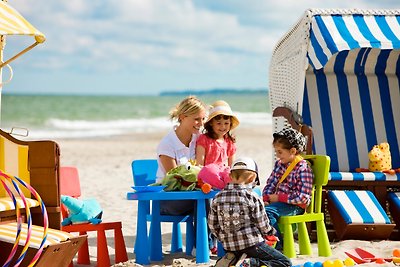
[196,100,239,171]
[196,100,239,189]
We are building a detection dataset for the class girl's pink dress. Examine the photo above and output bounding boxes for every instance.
[196,134,236,166]
[197,134,236,189]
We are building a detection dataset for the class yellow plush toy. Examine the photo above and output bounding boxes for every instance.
[356,142,400,175]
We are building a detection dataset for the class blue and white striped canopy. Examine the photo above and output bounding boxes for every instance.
[308,14,400,69]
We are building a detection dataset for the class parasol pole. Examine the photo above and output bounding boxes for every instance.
[0,1,5,126]
[0,0,7,126]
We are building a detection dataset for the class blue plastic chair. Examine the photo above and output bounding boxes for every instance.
[131,159,194,255]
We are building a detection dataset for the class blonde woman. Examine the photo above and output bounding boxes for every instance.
[156,95,207,215]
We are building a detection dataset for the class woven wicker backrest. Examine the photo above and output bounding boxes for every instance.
[269,9,311,133]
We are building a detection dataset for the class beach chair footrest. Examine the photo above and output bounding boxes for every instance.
[327,190,395,240]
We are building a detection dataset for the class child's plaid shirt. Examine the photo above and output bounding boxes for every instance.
[262,159,313,209]
[208,183,275,251]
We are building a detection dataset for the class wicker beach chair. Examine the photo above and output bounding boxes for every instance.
[269,9,400,240]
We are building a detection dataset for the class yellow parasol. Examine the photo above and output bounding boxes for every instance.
[0,0,45,124]
[0,0,45,68]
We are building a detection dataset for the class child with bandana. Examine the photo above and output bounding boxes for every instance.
[262,127,314,250]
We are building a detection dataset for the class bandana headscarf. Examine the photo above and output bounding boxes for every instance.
[273,127,306,152]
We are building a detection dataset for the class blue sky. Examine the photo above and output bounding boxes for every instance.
[3,0,399,95]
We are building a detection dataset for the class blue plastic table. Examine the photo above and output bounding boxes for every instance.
[127,190,218,264]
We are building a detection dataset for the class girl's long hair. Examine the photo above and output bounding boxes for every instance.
[203,115,236,142]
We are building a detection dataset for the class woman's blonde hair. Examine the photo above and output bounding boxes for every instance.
[169,95,206,121]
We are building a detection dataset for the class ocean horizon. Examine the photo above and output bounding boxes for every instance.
[0,93,272,139]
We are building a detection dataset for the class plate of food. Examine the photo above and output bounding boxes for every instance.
[131,185,166,192]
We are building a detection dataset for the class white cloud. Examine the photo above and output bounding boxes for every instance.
[5,0,400,94]
[10,0,272,73]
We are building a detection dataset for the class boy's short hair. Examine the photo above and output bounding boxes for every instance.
[231,157,260,185]
[273,127,306,152]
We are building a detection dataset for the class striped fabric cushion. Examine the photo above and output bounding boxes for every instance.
[329,172,386,181]
[0,222,75,249]
[0,197,40,212]
[328,190,391,224]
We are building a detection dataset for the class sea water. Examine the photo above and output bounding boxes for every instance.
[0,93,271,139]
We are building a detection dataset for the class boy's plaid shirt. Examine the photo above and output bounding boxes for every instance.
[208,183,275,251]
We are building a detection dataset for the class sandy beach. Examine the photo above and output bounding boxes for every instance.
[55,125,400,267]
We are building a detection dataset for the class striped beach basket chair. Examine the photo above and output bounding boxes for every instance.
[327,190,395,240]
[269,9,400,239]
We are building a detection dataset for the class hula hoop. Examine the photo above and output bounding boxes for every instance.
[1,176,31,267]
[9,177,33,267]
[0,177,24,267]
[0,64,13,87]
[0,170,48,267]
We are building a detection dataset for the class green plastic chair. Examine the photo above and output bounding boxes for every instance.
[278,154,332,258]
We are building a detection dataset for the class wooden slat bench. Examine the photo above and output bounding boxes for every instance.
[0,222,86,267]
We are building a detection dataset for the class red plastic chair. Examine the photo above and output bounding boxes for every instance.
[60,166,128,267]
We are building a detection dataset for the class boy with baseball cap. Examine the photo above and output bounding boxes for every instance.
[208,157,291,267]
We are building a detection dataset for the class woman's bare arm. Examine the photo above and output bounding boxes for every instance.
[159,154,177,173]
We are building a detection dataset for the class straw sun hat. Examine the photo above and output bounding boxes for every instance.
[206,100,240,130]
